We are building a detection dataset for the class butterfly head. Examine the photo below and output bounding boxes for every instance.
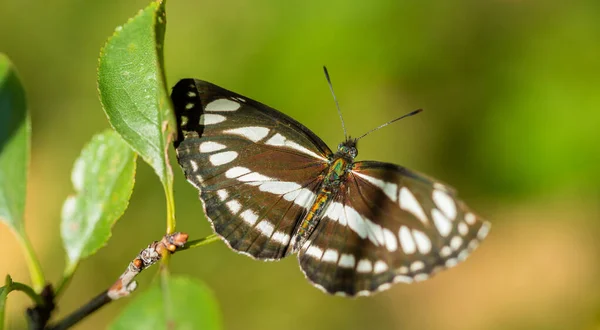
[336,139,358,159]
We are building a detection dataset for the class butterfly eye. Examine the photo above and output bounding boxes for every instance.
[349,147,358,158]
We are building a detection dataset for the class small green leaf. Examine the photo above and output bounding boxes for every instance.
[61,130,137,275]
[97,0,176,194]
[110,276,222,330]
[0,53,29,236]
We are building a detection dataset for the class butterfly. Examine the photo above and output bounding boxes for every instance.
[171,69,490,297]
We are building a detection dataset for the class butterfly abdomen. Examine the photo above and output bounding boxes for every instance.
[292,156,354,252]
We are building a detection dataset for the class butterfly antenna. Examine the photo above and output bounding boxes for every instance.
[356,108,423,141]
[323,66,348,140]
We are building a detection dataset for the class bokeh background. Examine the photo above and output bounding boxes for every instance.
[2,0,600,329]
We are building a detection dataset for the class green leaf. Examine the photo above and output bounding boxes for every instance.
[0,53,29,236]
[0,53,45,292]
[61,130,137,275]
[97,0,176,232]
[110,276,222,330]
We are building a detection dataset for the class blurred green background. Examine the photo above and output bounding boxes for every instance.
[2,0,600,329]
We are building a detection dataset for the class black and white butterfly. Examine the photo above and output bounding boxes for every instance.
[171,70,490,297]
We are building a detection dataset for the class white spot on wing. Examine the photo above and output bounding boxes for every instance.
[272,231,291,245]
[365,219,385,246]
[377,283,392,292]
[353,172,398,202]
[433,182,446,190]
[189,160,199,171]
[209,151,238,166]
[412,229,432,254]
[410,260,425,272]
[216,189,229,201]
[382,228,397,252]
[225,166,251,178]
[458,221,469,236]
[336,204,348,226]
[224,126,270,142]
[414,273,429,282]
[283,188,316,209]
[306,245,323,259]
[446,258,458,268]
[356,259,373,273]
[345,206,368,239]
[357,290,371,297]
[465,212,477,225]
[477,222,491,240]
[324,202,343,222]
[199,141,226,153]
[258,181,301,195]
[432,209,452,237]
[322,249,339,263]
[226,200,241,214]
[256,220,274,236]
[399,226,416,254]
[440,246,452,257]
[338,254,356,268]
[394,275,413,284]
[457,249,470,261]
[399,187,428,224]
[238,172,272,184]
[373,261,389,274]
[433,189,457,220]
[240,209,258,226]
[205,98,241,111]
[450,236,463,251]
[468,240,479,250]
[265,133,327,161]
[199,114,226,125]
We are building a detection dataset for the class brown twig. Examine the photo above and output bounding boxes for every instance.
[26,284,55,330]
[46,232,189,330]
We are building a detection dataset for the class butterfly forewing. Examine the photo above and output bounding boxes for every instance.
[172,79,332,259]
[298,161,490,296]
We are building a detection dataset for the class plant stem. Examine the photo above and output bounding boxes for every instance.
[164,181,176,234]
[54,273,73,299]
[158,264,174,326]
[47,232,190,330]
[17,235,45,293]
[46,290,110,330]
[178,234,220,251]
[8,281,44,306]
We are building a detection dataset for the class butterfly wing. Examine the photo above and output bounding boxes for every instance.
[298,160,490,296]
[172,79,333,260]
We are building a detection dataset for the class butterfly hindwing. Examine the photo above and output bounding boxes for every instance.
[298,161,490,296]
[172,79,332,260]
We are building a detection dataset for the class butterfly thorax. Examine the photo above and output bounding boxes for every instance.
[290,140,358,253]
